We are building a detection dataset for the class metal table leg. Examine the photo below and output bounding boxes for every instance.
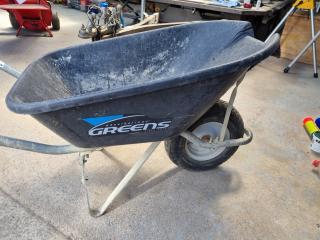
[284,30,320,75]
[310,9,318,78]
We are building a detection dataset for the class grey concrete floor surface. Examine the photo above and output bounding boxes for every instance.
[0,6,320,240]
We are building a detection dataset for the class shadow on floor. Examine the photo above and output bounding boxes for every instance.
[1,145,243,239]
[0,28,49,37]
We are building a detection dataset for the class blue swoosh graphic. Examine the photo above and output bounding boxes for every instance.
[83,115,124,126]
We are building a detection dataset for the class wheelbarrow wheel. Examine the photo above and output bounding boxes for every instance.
[9,12,20,30]
[165,100,244,171]
[52,13,60,31]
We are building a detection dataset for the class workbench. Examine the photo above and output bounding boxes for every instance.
[146,0,293,41]
[149,0,292,16]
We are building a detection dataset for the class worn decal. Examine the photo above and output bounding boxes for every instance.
[83,114,172,136]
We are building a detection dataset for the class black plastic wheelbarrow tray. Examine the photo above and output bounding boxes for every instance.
[0,20,279,217]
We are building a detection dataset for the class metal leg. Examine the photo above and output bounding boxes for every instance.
[41,21,53,37]
[16,25,23,37]
[284,9,319,77]
[284,30,320,74]
[310,9,318,78]
[140,0,146,21]
[265,6,295,43]
[219,81,240,142]
[80,142,160,217]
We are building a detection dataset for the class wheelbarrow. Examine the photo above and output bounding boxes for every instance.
[0,20,279,217]
[0,0,60,37]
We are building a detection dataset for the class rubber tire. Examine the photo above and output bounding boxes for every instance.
[165,100,244,171]
[52,13,60,31]
[9,12,20,30]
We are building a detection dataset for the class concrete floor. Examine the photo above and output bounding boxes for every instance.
[1,6,320,240]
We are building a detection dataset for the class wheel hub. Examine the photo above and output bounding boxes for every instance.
[185,122,230,162]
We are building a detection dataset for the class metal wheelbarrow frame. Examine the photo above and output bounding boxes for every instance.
[0,21,279,217]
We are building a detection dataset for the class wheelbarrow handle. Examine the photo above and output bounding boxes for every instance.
[0,134,96,155]
[0,60,21,79]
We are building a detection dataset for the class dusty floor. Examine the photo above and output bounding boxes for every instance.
[1,6,320,240]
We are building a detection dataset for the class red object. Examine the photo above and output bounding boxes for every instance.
[303,116,314,125]
[80,0,87,11]
[243,3,252,8]
[0,0,54,36]
[312,160,320,167]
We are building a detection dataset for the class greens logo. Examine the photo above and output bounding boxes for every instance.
[83,114,172,136]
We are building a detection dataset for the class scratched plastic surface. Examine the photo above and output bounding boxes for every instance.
[7,20,276,111]
[5,20,279,147]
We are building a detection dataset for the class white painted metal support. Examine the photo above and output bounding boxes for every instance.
[285,8,320,77]
[270,5,319,77]
[140,0,146,21]
[310,9,318,77]
[80,142,160,217]
[219,81,240,142]
[265,6,295,43]
[181,127,252,149]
